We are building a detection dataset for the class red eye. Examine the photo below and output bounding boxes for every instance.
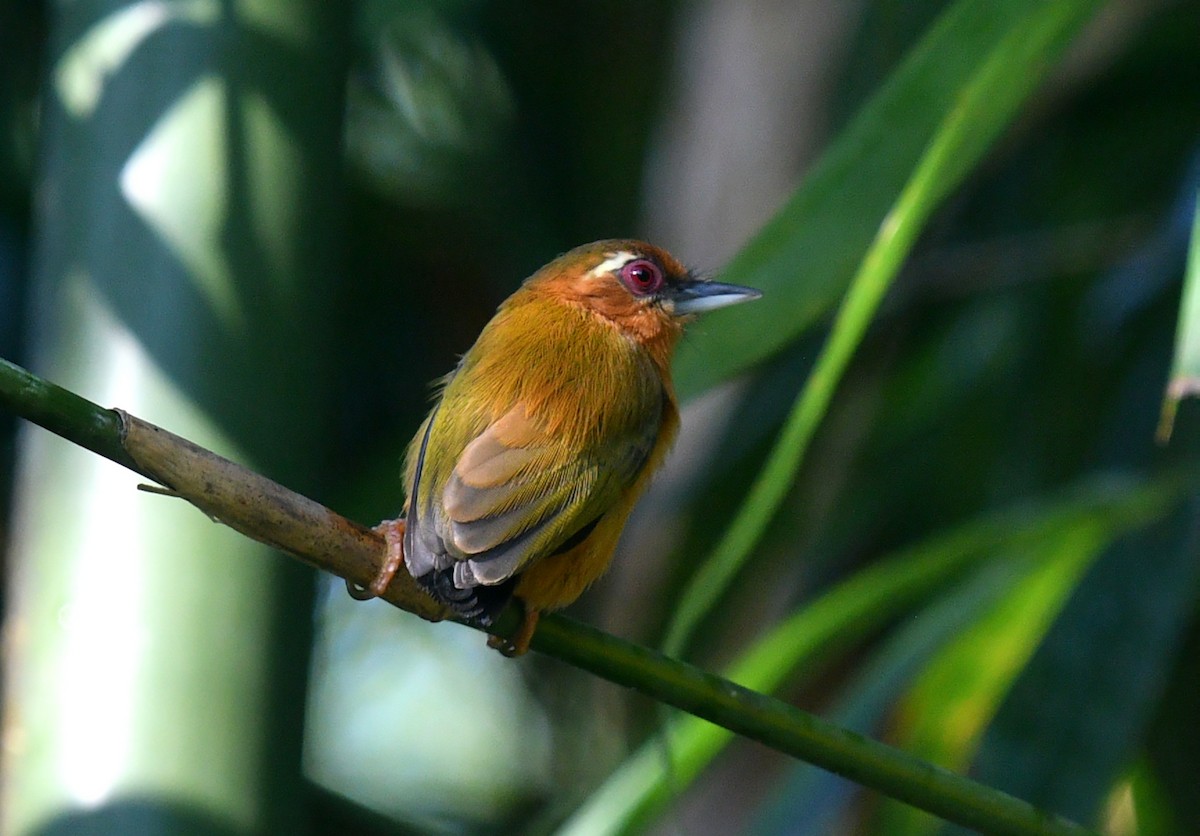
[620,259,664,296]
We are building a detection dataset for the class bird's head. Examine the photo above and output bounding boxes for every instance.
[525,239,761,358]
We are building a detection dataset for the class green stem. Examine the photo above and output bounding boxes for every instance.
[0,357,138,473]
[538,618,1092,836]
[0,356,1092,836]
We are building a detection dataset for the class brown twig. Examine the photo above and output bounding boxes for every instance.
[116,409,449,623]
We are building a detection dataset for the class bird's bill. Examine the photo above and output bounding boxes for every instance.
[670,280,763,315]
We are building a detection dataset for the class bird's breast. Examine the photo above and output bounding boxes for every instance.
[461,295,673,445]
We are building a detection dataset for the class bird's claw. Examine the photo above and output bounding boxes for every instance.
[347,518,406,600]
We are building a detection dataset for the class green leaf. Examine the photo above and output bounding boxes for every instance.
[965,500,1200,828]
[750,559,1036,836]
[662,0,1107,659]
[874,520,1114,836]
[1125,758,1186,836]
[556,477,1175,836]
[1158,188,1200,441]
[671,0,1106,400]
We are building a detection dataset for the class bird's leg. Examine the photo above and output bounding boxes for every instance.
[487,604,540,657]
[347,518,406,600]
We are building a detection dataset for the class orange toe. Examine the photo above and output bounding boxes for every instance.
[347,518,406,600]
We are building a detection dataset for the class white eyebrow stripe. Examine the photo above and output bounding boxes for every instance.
[587,251,638,279]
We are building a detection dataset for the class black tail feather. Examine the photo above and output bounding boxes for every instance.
[416,568,516,627]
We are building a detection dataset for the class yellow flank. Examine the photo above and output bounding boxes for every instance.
[514,493,637,610]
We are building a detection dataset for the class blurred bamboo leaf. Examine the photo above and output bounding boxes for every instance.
[960,500,1200,830]
[671,0,1105,400]
[1124,759,1184,836]
[557,476,1177,836]
[750,559,1037,836]
[874,521,1114,836]
[1145,614,1200,835]
[662,0,1106,659]
[1157,188,1200,442]
[345,4,513,205]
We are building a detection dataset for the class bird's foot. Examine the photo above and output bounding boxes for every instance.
[487,606,540,657]
[347,518,406,600]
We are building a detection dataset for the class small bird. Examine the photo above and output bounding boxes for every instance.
[360,240,760,655]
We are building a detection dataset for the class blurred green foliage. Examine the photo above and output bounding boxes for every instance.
[3,0,1200,834]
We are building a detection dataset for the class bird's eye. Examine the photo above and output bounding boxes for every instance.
[619,259,664,296]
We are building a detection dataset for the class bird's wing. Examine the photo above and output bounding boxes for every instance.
[406,400,661,590]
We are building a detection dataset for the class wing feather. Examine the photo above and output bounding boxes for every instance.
[403,407,448,579]
[407,398,660,593]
